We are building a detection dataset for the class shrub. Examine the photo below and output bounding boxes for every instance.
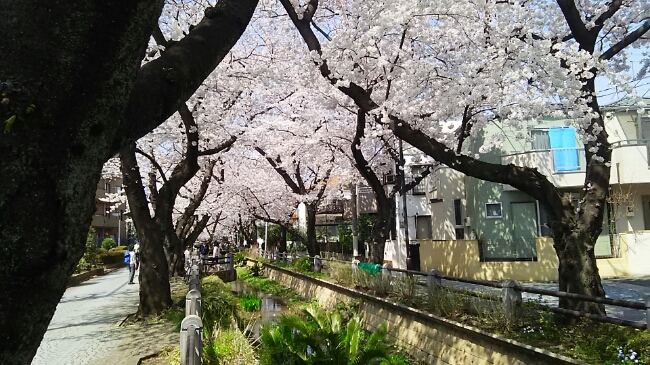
[234,251,247,267]
[259,304,407,365]
[327,261,354,286]
[293,256,311,273]
[110,245,128,252]
[101,238,117,251]
[249,262,263,277]
[76,227,101,272]
[200,275,240,334]
[99,250,126,265]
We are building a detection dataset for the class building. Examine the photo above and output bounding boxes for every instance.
[92,177,127,246]
[390,96,650,280]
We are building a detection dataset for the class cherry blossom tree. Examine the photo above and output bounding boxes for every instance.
[279,0,650,316]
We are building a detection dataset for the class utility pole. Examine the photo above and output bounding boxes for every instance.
[351,183,359,258]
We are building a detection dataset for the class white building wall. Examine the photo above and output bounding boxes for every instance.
[624,232,650,276]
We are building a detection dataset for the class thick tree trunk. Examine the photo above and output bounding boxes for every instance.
[0,0,258,362]
[305,203,320,257]
[279,225,288,253]
[369,198,394,264]
[121,145,173,315]
[136,219,173,315]
[0,1,164,362]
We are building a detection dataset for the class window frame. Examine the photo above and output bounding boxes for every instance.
[485,202,503,219]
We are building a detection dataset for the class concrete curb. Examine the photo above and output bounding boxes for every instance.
[67,268,105,287]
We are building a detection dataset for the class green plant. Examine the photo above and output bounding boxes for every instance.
[99,250,127,264]
[234,251,247,267]
[250,262,264,277]
[258,304,407,365]
[200,275,240,335]
[239,294,262,312]
[203,326,258,365]
[101,237,117,251]
[293,256,311,273]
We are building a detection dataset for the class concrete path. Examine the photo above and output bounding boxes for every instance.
[31,267,176,365]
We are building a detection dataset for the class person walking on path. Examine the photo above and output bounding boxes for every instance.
[199,242,208,262]
[127,245,137,284]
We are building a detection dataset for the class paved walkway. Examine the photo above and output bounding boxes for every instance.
[32,267,176,365]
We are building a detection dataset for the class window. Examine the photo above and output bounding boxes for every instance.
[104,207,110,217]
[485,203,502,219]
[531,129,551,150]
[453,199,465,239]
[410,166,427,195]
[114,186,122,193]
[104,182,111,191]
[415,215,432,239]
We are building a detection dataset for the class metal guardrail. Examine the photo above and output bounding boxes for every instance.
[181,256,203,365]
[254,248,650,330]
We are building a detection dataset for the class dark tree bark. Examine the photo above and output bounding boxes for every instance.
[305,202,320,257]
[0,1,257,361]
[278,0,649,315]
[121,144,173,315]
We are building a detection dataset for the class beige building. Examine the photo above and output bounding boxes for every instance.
[92,177,127,246]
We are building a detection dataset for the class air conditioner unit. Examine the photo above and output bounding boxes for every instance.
[383,174,396,184]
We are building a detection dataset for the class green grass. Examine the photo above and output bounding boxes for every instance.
[239,294,262,311]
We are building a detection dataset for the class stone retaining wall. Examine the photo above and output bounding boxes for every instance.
[67,268,105,287]
[262,263,583,365]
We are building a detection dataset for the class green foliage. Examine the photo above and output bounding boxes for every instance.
[250,262,264,276]
[234,251,248,267]
[200,276,240,335]
[258,304,406,365]
[110,245,128,252]
[101,237,117,251]
[203,327,258,365]
[239,294,262,312]
[76,227,101,272]
[99,250,126,264]
[293,256,311,273]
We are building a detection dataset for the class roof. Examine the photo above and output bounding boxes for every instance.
[602,96,650,112]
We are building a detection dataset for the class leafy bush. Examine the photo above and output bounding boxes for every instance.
[99,250,126,265]
[249,262,263,277]
[101,238,117,251]
[239,294,262,312]
[200,275,240,334]
[259,304,407,365]
[234,251,247,267]
[110,245,128,252]
[76,227,101,272]
[293,256,311,273]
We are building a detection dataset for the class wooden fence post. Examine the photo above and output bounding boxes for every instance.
[502,280,522,324]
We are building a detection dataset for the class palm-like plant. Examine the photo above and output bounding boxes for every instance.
[259,304,407,365]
